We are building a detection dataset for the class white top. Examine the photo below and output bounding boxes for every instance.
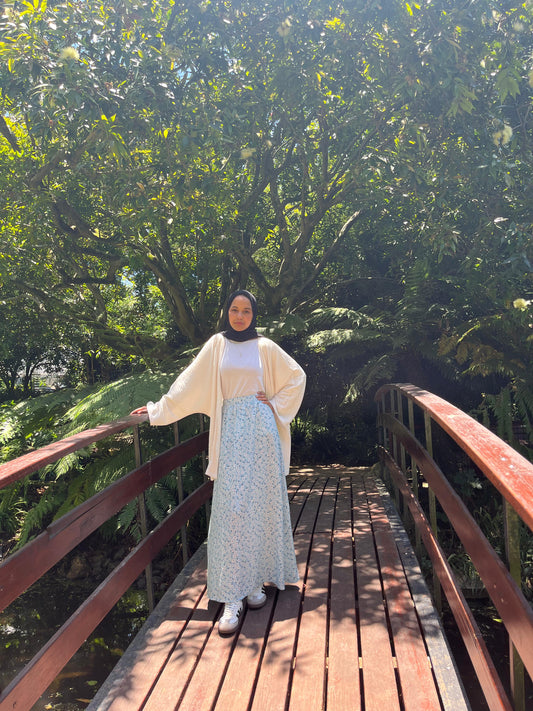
[220,338,264,399]
[146,333,306,479]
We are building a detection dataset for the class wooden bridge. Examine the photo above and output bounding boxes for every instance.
[1,384,532,711]
[87,467,466,711]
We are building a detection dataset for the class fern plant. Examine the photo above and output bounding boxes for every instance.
[439,301,533,460]
[0,368,204,550]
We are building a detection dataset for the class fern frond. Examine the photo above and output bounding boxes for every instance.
[308,307,361,330]
[115,500,141,541]
[0,415,22,446]
[145,484,174,521]
[259,313,308,338]
[60,371,177,434]
[16,487,66,548]
[307,328,385,352]
[344,354,398,402]
[44,451,88,480]
[308,307,379,331]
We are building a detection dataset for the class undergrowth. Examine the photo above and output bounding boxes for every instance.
[0,371,206,553]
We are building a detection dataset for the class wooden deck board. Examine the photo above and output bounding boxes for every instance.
[288,531,330,710]
[102,560,208,711]
[327,475,361,710]
[89,468,470,711]
[250,542,305,711]
[141,589,218,711]
[352,478,401,711]
[365,478,442,711]
[214,587,276,711]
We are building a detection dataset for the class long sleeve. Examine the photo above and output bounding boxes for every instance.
[145,334,305,480]
[147,335,219,425]
[146,334,226,480]
[260,339,306,475]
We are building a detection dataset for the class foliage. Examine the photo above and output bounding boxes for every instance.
[0,367,205,548]
[440,299,533,459]
[1,0,533,554]
[0,294,73,399]
[1,0,530,358]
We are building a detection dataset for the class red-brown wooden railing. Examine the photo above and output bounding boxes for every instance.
[3,386,533,711]
[375,383,533,711]
[0,415,211,711]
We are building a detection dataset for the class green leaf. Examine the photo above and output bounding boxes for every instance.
[494,67,521,102]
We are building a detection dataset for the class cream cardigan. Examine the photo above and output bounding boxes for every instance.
[147,333,306,480]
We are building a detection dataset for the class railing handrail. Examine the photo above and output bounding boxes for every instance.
[0,414,147,490]
[0,431,209,612]
[376,383,533,711]
[378,414,533,671]
[0,415,210,711]
[375,383,533,532]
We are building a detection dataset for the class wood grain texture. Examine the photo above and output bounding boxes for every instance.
[86,469,468,711]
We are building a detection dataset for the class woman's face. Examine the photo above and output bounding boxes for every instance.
[228,295,254,331]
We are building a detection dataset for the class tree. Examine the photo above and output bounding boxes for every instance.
[1,0,532,469]
[2,0,529,358]
[0,295,70,398]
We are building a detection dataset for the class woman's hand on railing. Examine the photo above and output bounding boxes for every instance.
[130,406,148,416]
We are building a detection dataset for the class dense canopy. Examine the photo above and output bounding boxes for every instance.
[0,0,532,450]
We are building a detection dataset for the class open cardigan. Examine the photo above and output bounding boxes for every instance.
[146,333,306,480]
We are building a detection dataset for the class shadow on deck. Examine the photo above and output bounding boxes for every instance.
[88,466,469,711]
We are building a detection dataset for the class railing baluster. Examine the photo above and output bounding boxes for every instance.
[375,382,533,710]
[173,422,188,565]
[388,390,399,510]
[133,424,155,613]
[424,411,441,612]
[397,390,407,522]
[382,393,389,450]
[408,398,422,557]
[390,391,401,510]
[377,395,384,478]
[391,390,399,464]
[379,393,391,491]
[504,500,525,711]
[198,414,211,524]
[397,390,407,474]
[0,415,211,708]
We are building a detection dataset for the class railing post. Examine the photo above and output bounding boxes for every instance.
[391,391,399,466]
[198,414,211,525]
[408,399,422,557]
[377,396,384,476]
[387,389,400,512]
[381,392,389,453]
[397,391,407,475]
[504,500,525,711]
[133,424,155,613]
[396,390,407,522]
[424,411,441,612]
[378,393,391,490]
[172,422,188,565]
[390,390,400,510]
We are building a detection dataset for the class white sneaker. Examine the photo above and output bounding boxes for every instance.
[218,600,243,636]
[247,586,266,609]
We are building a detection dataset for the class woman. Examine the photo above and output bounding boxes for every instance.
[130,290,306,635]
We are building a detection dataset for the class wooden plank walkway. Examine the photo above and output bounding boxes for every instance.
[89,467,470,711]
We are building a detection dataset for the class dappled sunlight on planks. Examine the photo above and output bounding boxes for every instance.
[88,468,468,711]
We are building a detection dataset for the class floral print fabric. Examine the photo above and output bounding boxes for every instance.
[207,394,299,603]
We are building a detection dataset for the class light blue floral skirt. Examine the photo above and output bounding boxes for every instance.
[207,394,299,603]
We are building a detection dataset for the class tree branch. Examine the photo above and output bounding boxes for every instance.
[0,116,20,152]
[287,210,363,311]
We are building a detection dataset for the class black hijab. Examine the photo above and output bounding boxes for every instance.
[222,289,260,342]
